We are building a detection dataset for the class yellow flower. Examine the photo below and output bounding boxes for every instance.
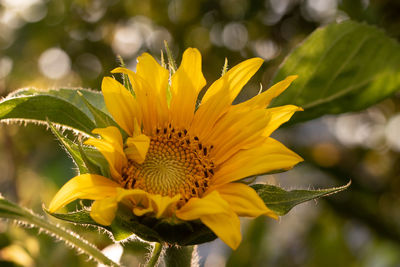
[48,48,303,250]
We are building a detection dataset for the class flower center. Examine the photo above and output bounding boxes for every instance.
[121,126,214,202]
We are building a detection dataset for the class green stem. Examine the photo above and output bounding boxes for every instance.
[0,197,120,267]
[164,245,195,267]
[146,242,162,267]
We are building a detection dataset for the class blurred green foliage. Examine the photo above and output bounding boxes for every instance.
[1,0,400,266]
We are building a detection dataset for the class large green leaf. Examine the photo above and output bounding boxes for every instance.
[0,87,109,135]
[9,87,107,118]
[253,181,351,216]
[0,95,95,134]
[272,21,400,123]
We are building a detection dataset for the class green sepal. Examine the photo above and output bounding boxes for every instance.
[77,91,119,129]
[164,40,177,73]
[47,119,109,177]
[81,145,111,178]
[252,181,351,216]
[78,142,102,175]
[116,56,135,96]
[47,120,89,174]
[47,203,216,245]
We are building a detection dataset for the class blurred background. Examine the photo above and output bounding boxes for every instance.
[1,0,400,266]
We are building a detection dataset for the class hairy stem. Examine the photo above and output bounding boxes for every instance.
[164,245,195,267]
[146,242,162,267]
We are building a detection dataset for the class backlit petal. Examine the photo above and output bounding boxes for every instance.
[113,57,170,132]
[147,194,181,218]
[85,127,127,179]
[170,48,206,128]
[201,211,241,250]
[48,174,120,213]
[125,134,150,164]
[215,183,278,219]
[101,77,139,135]
[212,138,303,186]
[263,105,303,137]
[176,191,241,249]
[90,197,118,226]
[201,57,263,103]
[191,58,263,139]
[136,53,170,126]
[236,75,298,110]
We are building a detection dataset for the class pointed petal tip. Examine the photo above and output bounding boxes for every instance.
[287,74,299,81]
[48,202,58,214]
[252,57,264,66]
[110,67,127,74]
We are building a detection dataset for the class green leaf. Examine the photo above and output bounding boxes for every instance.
[0,95,96,134]
[81,145,111,178]
[78,143,103,175]
[48,119,109,177]
[252,181,351,216]
[272,21,400,123]
[9,87,107,118]
[77,90,118,129]
[48,121,89,174]
[0,196,120,267]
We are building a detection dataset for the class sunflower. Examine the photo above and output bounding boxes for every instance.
[48,48,303,250]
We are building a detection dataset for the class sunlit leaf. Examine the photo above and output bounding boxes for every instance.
[252,181,351,216]
[272,21,400,123]
[0,95,95,134]
[77,91,119,129]
[9,88,107,118]
[48,121,89,174]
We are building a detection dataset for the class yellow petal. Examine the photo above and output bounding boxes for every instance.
[170,48,206,128]
[85,127,127,180]
[176,191,241,250]
[215,183,278,219]
[148,194,181,218]
[176,191,228,220]
[90,197,118,226]
[201,211,241,250]
[136,53,170,126]
[124,134,150,164]
[136,53,169,98]
[190,80,232,140]
[263,105,303,137]
[207,108,271,164]
[112,59,169,132]
[201,57,263,104]
[212,138,303,186]
[92,126,124,148]
[105,188,180,218]
[191,58,263,139]
[101,77,139,135]
[236,75,298,110]
[48,174,120,213]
